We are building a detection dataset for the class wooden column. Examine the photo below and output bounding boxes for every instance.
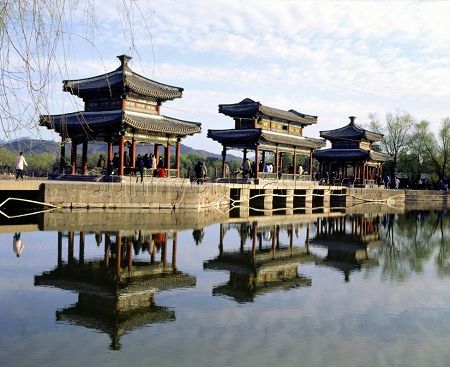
[243,148,247,161]
[166,141,171,177]
[175,139,181,178]
[293,149,297,175]
[275,145,279,176]
[131,136,136,170]
[254,144,259,179]
[118,135,125,175]
[59,144,65,174]
[309,150,314,180]
[221,146,227,178]
[70,142,77,174]
[81,141,88,175]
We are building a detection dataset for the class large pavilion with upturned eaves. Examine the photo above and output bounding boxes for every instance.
[40,55,201,178]
[313,116,392,185]
[208,98,325,180]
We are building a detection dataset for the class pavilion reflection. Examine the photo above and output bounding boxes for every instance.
[310,215,381,282]
[34,229,195,350]
[204,222,314,303]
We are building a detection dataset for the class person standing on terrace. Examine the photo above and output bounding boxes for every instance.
[15,151,27,180]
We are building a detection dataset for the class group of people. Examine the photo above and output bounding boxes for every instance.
[98,152,166,180]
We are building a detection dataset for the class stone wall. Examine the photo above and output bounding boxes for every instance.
[42,180,230,211]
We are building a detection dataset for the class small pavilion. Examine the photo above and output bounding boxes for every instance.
[40,55,201,177]
[207,98,325,180]
[313,116,392,185]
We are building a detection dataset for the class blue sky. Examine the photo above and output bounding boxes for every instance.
[15,0,450,154]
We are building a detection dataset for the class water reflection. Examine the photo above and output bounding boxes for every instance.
[375,210,450,281]
[311,216,381,282]
[2,208,450,365]
[204,222,313,302]
[34,230,195,350]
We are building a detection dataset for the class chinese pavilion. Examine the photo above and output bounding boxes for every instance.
[313,116,392,185]
[40,55,201,177]
[207,98,326,180]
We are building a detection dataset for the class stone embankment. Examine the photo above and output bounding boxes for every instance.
[0,179,448,213]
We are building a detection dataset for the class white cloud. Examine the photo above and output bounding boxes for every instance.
[14,0,449,150]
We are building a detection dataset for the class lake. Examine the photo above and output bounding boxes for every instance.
[1,209,450,367]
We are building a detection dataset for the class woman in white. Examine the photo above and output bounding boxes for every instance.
[15,151,28,180]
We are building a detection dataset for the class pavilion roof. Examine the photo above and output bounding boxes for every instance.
[40,110,201,140]
[62,55,183,101]
[207,128,325,151]
[320,116,383,141]
[218,98,317,126]
[320,116,383,142]
[313,148,392,162]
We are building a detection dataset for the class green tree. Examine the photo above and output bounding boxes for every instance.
[369,111,414,181]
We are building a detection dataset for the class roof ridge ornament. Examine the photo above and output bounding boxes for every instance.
[349,116,356,126]
[117,54,132,70]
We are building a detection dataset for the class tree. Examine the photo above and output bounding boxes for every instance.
[369,111,414,181]
[0,1,153,140]
[409,118,450,181]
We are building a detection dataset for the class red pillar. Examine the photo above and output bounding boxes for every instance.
[71,142,77,175]
[175,139,181,178]
[166,141,171,177]
[107,141,113,165]
[131,136,136,170]
[82,141,88,175]
[118,135,125,175]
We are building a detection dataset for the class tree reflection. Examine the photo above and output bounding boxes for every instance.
[375,210,450,281]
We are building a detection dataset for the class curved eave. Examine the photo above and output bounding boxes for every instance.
[261,131,325,149]
[63,70,183,101]
[208,128,325,150]
[40,110,201,138]
[39,111,122,137]
[208,129,261,148]
[259,106,317,126]
[123,112,201,136]
[218,98,317,126]
[218,101,259,119]
[320,124,383,142]
[313,148,370,160]
[313,148,392,162]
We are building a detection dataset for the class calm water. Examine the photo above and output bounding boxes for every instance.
[1,210,450,367]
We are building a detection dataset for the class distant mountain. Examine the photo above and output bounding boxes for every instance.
[0,138,239,161]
